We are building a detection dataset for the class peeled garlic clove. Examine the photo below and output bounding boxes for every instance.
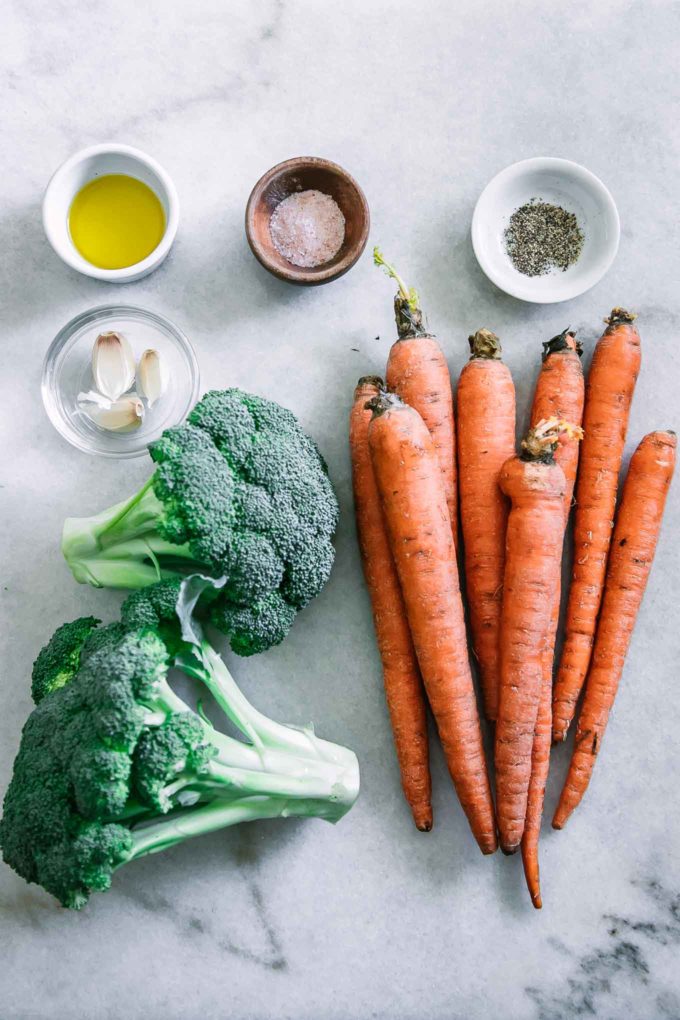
[137,348,169,407]
[92,332,136,400]
[79,394,144,432]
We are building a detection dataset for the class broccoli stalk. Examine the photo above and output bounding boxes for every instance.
[0,578,359,908]
[62,477,199,589]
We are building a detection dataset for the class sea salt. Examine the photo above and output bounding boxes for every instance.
[269,189,345,268]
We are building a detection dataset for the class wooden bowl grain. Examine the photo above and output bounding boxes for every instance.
[245,157,370,285]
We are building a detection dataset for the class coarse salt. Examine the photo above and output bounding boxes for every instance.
[269,189,345,268]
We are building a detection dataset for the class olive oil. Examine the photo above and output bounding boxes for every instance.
[69,174,165,270]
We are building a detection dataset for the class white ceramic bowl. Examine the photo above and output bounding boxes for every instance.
[471,157,620,304]
[42,143,180,283]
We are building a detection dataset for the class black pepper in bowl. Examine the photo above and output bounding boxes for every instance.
[504,199,584,277]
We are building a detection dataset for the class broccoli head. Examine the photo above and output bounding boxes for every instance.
[0,579,359,909]
[31,616,101,704]
[61,389,338,656]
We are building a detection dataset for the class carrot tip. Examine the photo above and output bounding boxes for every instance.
[531,893,543,910]
[414,809,433,832]
[500,844,519,857]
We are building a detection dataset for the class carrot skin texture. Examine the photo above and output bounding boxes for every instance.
[521,333,585,904]
[457,334,516,721]
[553,430,676,828]
[368,397,497,854]
[387,335,458,543]
[495,455,566,854]
[349,378,433,831]
[553,311,641,742]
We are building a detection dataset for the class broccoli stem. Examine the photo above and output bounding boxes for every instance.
[160,750,358,809]
[146,658,360,817]
[62,480,202,588]
[197,643,358,772]
[126,794,351,861]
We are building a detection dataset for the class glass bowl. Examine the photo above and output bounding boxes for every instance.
[42,305,200,458]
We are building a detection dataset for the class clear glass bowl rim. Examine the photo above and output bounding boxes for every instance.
[41,303,200,459]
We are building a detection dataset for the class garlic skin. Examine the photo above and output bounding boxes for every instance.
[77,389,113,408]
[92,332,136,401]
[79,393,144,432]
[137,348,169,407]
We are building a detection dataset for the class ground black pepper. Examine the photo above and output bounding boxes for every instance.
[504,199,584,277]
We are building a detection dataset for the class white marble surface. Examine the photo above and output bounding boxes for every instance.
[2,1,680,1017]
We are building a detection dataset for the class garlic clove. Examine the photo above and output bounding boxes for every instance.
[92,332,136,400]
[137,348,169,407]
[79,393,145,432]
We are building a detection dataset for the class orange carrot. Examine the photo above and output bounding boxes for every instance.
[521,330,585,907]
[349,376,432,831]
[374,249,458,542]
[456,328,515,721]
[553,310,641,743]
[495,419,581,854]
[367,391,497,854]
[553,430,676,829]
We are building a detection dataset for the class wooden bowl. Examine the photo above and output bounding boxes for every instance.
[245,157,370,285]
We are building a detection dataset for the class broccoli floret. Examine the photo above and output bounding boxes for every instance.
[210,592,296,657]
[31,616,101,704]
[61,389,338,656]
[0,579,359,909]
[133,714,216,812]
[81,622,126,664]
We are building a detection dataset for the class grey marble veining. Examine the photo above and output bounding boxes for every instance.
[1,1,679,1018]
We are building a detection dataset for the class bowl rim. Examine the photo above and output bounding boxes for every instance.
[42,143,180,282]
[471,156,620,304]
[245,155,370,285]
[41,303,200,459]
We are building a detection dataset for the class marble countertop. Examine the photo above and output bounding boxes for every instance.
[2,1,679,1017]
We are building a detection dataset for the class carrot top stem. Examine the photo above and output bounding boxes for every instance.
[365,389,403,418]
[357,374,385,391]
[373,247,426,339]
[605,307,637,328]
[468,328,502,360]
[521,417,584,463]
[541,328,583,361]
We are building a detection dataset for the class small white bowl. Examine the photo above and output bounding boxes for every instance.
[471,157,620,304]
[43,143,180,283]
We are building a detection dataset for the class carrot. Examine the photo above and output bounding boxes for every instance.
[349,376,433,831]
[367,391,497,854]
[521,330,585,906]
[374,248,458,542]
[495,419,581,854]
[553,310,641,743]
[456,328,516,721]
[553,430,676,829]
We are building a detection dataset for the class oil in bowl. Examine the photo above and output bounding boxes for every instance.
[69,174,166,270]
